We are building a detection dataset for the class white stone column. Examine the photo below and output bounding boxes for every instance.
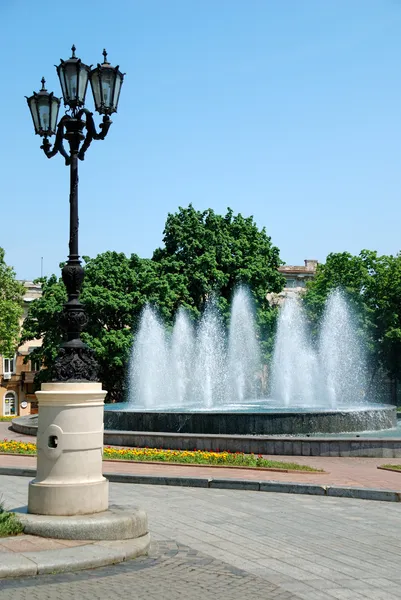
[28,382,108,516]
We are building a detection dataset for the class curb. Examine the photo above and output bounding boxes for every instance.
[377,466,401,474]
[1,465,400,502]
[0,533,150,579]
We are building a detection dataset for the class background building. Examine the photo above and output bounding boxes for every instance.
[278,259,318,291]
[0,281,42,417]
[266,259,318,306]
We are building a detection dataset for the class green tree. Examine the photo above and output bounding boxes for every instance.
[21,252,162,401]
[0,248,24,358]
[303,251,372,336]
[303,250,401,393]
[361,252,401,385]
[153,205,284,315]
[153,205,285,357]
[22,206,285,400]
[21,273,66,388]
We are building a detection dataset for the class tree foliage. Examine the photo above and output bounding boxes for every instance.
[0,248,24,358]
[153,205,285,357]
[153,205,283,315]
[22,253,159,401]
[21,206,285,400]
[303,250,401,383]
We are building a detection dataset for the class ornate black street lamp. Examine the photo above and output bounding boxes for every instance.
[26,46,124,382]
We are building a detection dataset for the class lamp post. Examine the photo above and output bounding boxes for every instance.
[26,46,124,381]
[25,47,125,516]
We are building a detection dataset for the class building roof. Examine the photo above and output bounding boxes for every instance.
[278,259,318,276]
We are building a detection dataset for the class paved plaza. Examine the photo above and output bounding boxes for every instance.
[1,475,401,599]
[2,422,401,490]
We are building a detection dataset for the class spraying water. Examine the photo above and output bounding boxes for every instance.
[170,309,194,407]
[128,287,260,409]
[128,287,368,409]
[271,298,319,407]
[271,290,368,407]
[227,287,261,403]
[129,306,169,409]
[319,289,367,407]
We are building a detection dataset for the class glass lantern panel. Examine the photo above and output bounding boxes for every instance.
[101,69,115,110]
[38,98,51,133]
[78,68,89,105]
[112,74,123,111]
[50,97,60,132]
[64,63,78,103]
[58,67,68,101]
[90,70,101,110]
[28,97,40,133]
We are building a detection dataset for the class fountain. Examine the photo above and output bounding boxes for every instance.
[129,288,260,410]
[104,288,396,435]
[271,290,368,408]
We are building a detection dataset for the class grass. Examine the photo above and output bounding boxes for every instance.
[379,464,401,472]
[0,501,23,537]
[0,417,14,422]
[0,439,322,471]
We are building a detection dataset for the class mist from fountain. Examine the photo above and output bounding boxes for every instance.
[128,287,261,409]
[227,287,261,404]
[270,298,319,407]
[318,289,367,407]
[128,287,368,410]
[129,306,169,409]
[271,289,368,408]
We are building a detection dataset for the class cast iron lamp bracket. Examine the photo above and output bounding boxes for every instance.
[40,110,112,165]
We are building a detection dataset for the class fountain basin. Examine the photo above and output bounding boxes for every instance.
[104,403,396,435]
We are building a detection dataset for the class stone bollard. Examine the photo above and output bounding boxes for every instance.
[28,382,108,516]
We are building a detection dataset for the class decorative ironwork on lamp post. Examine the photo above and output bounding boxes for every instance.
[26,46,125,382]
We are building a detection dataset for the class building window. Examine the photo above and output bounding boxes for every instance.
[3,391,17,416]
[3,357,15,377]
[31,359,41,372]
[286,279,295,288]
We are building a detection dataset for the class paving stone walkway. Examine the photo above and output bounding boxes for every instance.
[0,540,296,600]
[1,452,401,490]
[2,475,401,599]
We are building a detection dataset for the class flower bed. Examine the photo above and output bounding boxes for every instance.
[0,439,321,471]
[0,440,36,455]
[103,446,321,470]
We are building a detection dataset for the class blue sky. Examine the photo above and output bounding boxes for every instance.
[2,0,401,280]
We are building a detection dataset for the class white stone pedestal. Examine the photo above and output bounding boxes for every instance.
[28,382,108,516]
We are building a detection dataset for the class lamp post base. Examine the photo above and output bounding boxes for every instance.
[28,479,108,516]
[28,382,108,516]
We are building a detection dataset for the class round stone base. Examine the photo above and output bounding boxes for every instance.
[16,505,149,541]
[28,478,109,516]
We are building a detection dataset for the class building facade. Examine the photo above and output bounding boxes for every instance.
[266,259,318,306]
[278,259,318,291]
[0,281,42,417]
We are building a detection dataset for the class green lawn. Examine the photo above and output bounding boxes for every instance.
[0,502,23,537]
[379,464,401,472]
